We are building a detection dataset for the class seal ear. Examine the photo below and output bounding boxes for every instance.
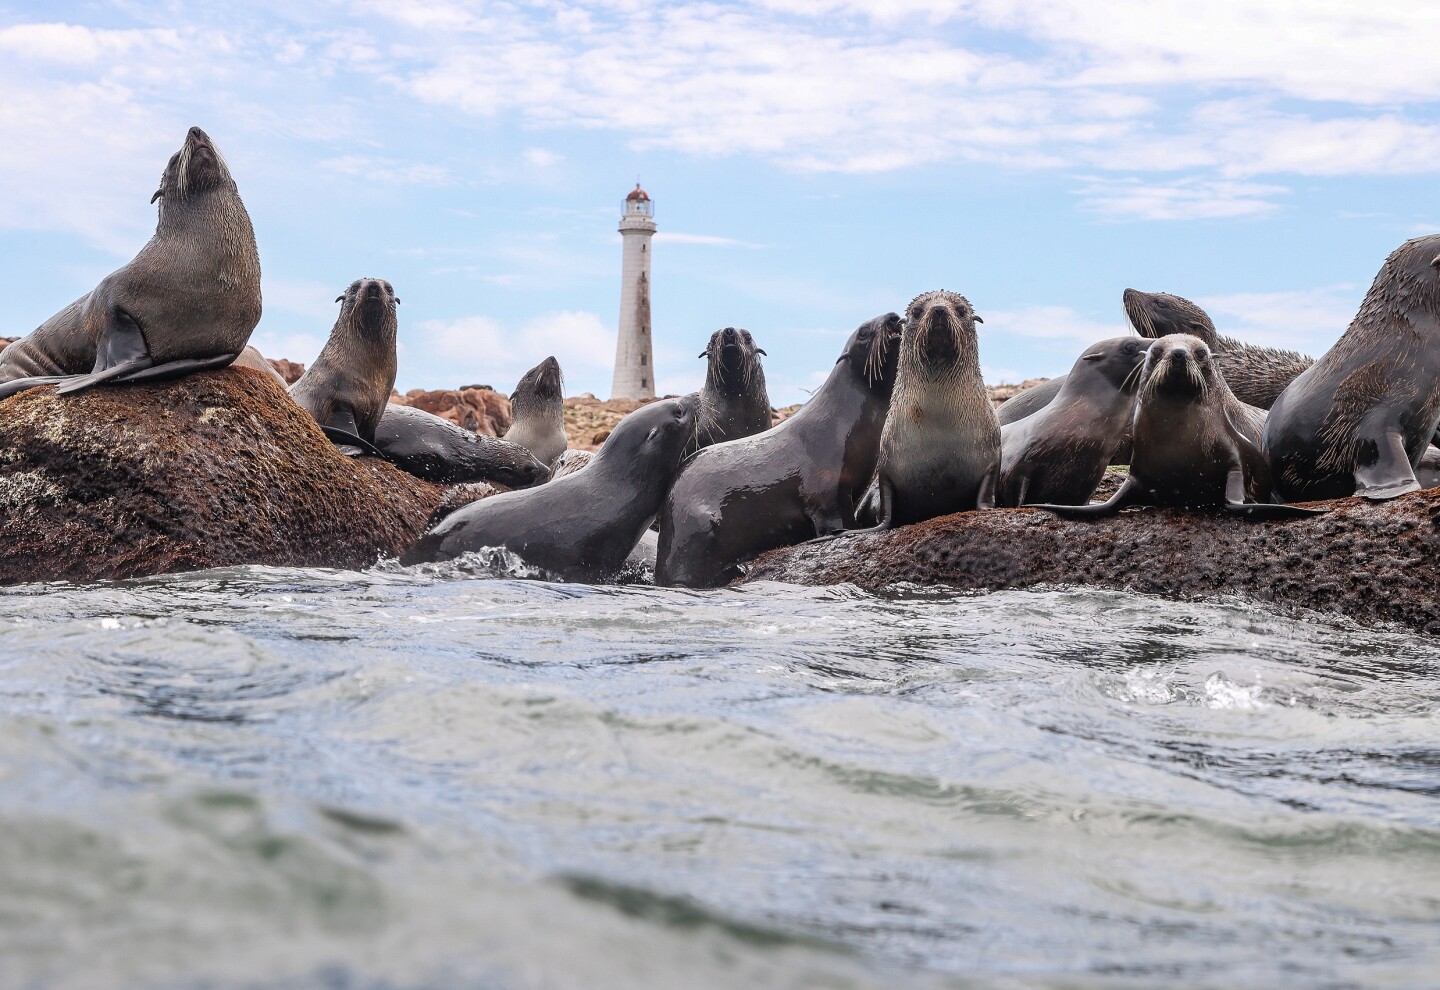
[973,314,983,324]
[756,348,767,356]
[698,350,708,358]
[150,189,163,204]
[335,294,345,303]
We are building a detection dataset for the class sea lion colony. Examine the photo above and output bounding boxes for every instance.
[3,127,1440,587]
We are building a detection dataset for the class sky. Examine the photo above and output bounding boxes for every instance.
[1,2,1438,404]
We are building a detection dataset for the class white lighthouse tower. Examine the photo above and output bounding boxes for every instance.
[611,183,657,400]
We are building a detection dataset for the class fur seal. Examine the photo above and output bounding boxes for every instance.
[656,313,902,588]
[864,290,999,528]
[550,449,593,478]
[402,395,699,581]
[232,346,288,385]
[374,403,549,489]
[687,326,771,456]
[1264,235,1440,501]
[997,336,1149,506]
[501,356,568,469]
[1034,335,1321,519]
[289,278,399,454]
[0,127,261,399]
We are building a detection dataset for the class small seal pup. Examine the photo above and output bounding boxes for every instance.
[402,395,699,581]
[997,336,1149,506]
[374,403,549,488]
[1265,234,1440,501]
[0,127,261,399]
[686,326,771,456]
[501,356,568,469]
[289,278,399,454]
[656,313,902,588]
[863,290,999,528]
[1033,335,1322,519]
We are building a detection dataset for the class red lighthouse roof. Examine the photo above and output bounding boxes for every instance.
[626,183,650,202]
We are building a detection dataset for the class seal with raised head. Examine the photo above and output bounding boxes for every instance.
[501,356,568,469]
[997,336,1149,506]
[656,312,902,588]
[374,403,549,489]
[289,278,399,454]
[0,127,261,399]
[864,290,999,528]
[686,326,771,456]
[1033,335,1321,519]
[1264,234,1440,501]
[402,394,699,581]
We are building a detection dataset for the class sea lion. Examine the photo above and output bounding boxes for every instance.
[402,395,699,581]
[0,127,261,399]
[374,403,549,489]
[502,356,568,468]
[1264,235,1440,501]
[864,290,999,528]
[686,326,771,456]
[1033,335,1322,520]
[997,336,1149,506]
[289,278,399,455]
[656,313,902,588]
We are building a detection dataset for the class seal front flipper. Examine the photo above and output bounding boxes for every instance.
[1031,477,1143,519]
[317,404,386,458]
[1224,501,1329,519]
[0,374,71,400]
[100,353,238,386]
[52,306,153,395]
[1354,428,1421,500]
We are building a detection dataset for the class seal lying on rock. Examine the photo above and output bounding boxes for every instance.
[862,291,998,528]
[1265,235,1440,502]
[403,395,698,581]
[502,356,568,469]
[374,403,549,489]
[0,127,261,399]
[998,336,1149,506]
[686,327,771,457]
[289,278,398,455]
[1033,335,1322,520]
[656,313,901,588]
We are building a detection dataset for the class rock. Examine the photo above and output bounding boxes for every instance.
[266,357,305,384]
[740,493,1440,635]
[392,387,511,436]
[0,367,490,585]
[0,337,16,354]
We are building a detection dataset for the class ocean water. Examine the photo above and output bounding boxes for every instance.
[1,563,1438,989]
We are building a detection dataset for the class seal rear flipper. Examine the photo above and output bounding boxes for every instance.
[52,357,154,395]
[104,353,239,385]
[1031,477,1142,519]
[1224,501,1329,520]
[975,459,999,509]
[1354,429,1421,501]
[320,425,386,459]
[0,374,72,400]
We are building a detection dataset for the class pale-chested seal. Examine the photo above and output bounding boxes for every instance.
[374,403,549,489]
[997,336,1149,506]
[0,127,261,399]
[864,290,998,528]
[502,356,568,469]
[1034,335,1322,519]
[686,326,771,457]
[656,313,902,588]
[1264,235,1440,501]
[288,278,399,454]
[401,395,699,581]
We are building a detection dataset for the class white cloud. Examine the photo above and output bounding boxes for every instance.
[410,310,617,392]
[1198,285,1362,355]
[522,147,562,168]
[320,155,452,185]
[654,232,760,248]
[1078,177,1288,222]
[979,305,1130,344]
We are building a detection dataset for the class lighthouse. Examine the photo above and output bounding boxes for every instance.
[611,183,657,400]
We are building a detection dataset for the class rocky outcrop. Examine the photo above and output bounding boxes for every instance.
[390,387,512,436]
[267,357,305,384]
[0,368,489,585]
[741,493,1440,634]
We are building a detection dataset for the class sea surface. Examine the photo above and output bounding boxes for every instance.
[1,561,1438,989]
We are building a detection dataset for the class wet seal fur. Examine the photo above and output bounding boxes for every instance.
[1033,335,1323,520]
[375,403,549,489]
[686,326,771,457]
[998,336,1149,506]
[1264,235,1440,502]
[403,395,699,581]
[289,278,399,456]
[502,356,568,469]
[862,290,998,528]
[0,127,261,399]
[656,313,901,588]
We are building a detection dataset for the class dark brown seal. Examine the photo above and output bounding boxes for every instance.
[655,313,902,588]
[374,403,549,489]
[0,127,261,399]
[864,290,998,528]
[289,278,399,453]
[1033,335,1322,519]
[402,395,699,581]
[1265,234,1440,501]
[997,336,1149,506]
[502,356,568,469]
[686,326,771,457]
